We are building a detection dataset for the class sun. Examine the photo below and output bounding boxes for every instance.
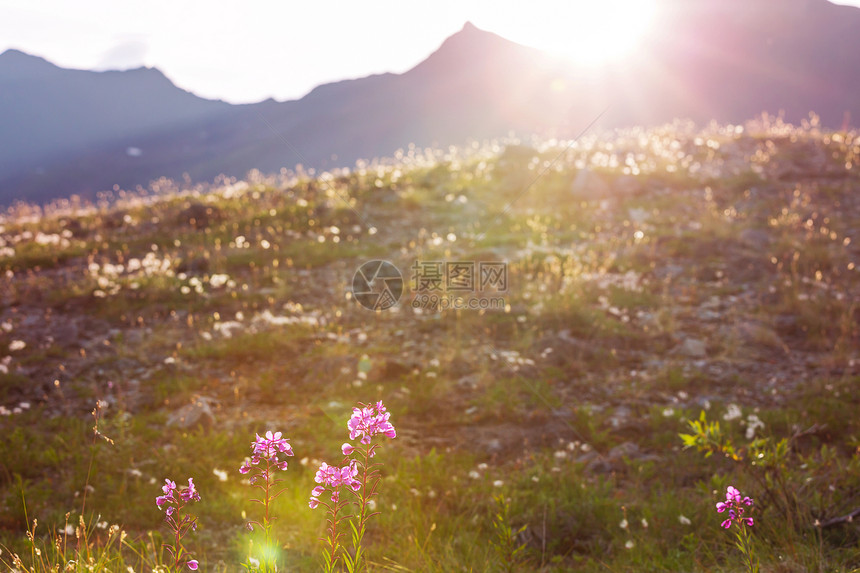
[500,0,657,67]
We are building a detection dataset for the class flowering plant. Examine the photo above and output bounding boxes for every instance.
[155,478,200,571]
[240,431,294,572]
[310,401,396,573]
[716,485,759,573]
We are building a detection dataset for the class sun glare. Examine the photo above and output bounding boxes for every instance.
[513,0,657,66]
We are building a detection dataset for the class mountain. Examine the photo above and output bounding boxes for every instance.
[1,0,860,206]
[0,49,229,187]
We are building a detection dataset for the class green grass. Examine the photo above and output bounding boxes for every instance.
[3,119,860,571]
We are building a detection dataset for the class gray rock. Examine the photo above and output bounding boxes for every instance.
[167,396,218,429]
[739,228,772,249]
[457,373,481,390]
[614,175,643,196]
[177,203,223,230]
[571,168,609,200]
[675,338,707,358]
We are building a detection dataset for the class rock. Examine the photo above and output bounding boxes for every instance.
[382,359,411,380]
[62,218,87,238]
[607,405,632,429]
[613,175,643,196]
[167,396,218,429]
[718,320,786,357]
[674,338,707,358]
[101,210,129,229]
[739,228,772,249]
[175,256,210,275]
[457,373,482,390]
[177,203,223,230]
[608,441,641,461]
[570,168,610,200]
[50,320,80,348]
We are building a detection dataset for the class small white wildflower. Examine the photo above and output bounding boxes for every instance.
[723,404,742,421]
[477,463,488,471]
[468,470,480,479]
[493,480,504,488]
[746,414,765,439]
[213,468,228,482]
[619,519,628,530]
[625,540,635,549]
[8,340,25,351]
[641,518,649,528]
[679,515,692,525]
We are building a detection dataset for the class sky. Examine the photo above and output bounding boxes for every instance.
[2,0,860,104]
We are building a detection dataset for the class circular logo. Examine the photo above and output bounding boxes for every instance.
[352,260,403,310]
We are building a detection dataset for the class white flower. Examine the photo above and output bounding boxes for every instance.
[493,480,504,488]
[8,340,25,351]
[625,540,635,549]
[723,404,742,421]
[619,519,628,530]
[213,468,228,482]
[746,414,765,439]
[679,515,692,525]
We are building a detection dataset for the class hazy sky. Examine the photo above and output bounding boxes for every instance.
[2,0,859,104]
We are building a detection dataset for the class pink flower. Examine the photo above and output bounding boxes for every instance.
[181,478,200,502]
[187,559,199,570]
[239,430,293,474]
[309,461,361,509]
[716,486,754,530]
[342,443,355,456]
[252,431,294,460]
[347,402,396,445]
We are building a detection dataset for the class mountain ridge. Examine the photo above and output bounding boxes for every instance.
[2,3,860,206]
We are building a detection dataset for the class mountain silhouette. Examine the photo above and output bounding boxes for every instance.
[1,0,859,206]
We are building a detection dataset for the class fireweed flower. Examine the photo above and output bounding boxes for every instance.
[716,485,754,529]
[240,430,294,475]
[339,400,397,573]
[239,430,293,572]
[716,485,759,572]
[310,461,361,573]
[309,461,361,508]
[347,401,396,446]
[155,478,200,571]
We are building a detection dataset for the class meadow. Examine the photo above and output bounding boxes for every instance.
[0,114,858,571]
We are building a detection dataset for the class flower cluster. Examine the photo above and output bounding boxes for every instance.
[347,401,396,445]
[156,478,200,516]
[309,462,361,508]
[240,430,294,475]
[716,486,754,529]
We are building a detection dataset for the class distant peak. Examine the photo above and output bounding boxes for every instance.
[0,49,59,73]
[1,48,43,60]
